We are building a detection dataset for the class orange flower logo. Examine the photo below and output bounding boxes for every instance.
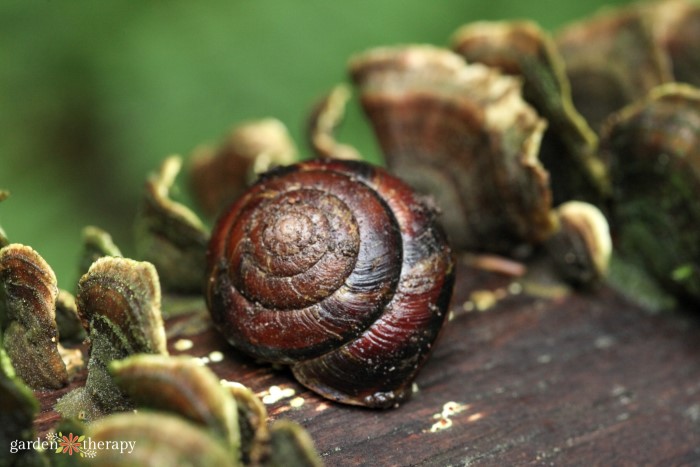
[57,433,83,456]
[46,431,97,458]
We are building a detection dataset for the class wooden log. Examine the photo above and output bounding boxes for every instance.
[34,258,700,465]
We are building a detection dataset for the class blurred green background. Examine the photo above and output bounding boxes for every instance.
[1,0,631,289]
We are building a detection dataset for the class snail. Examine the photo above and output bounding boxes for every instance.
[205,158,455,408]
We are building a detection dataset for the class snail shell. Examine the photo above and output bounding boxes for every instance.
[206,159,454,408]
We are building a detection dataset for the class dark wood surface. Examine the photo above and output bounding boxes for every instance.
[35,257,700,466]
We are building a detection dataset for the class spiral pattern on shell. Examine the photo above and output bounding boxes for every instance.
[206,159,454,408]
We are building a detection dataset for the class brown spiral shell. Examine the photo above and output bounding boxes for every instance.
[205,159,454,408]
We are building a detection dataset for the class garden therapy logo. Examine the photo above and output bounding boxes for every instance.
[46,432,96,458]
[9,432,135,458]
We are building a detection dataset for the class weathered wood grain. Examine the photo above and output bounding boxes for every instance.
[35,259,700,465]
